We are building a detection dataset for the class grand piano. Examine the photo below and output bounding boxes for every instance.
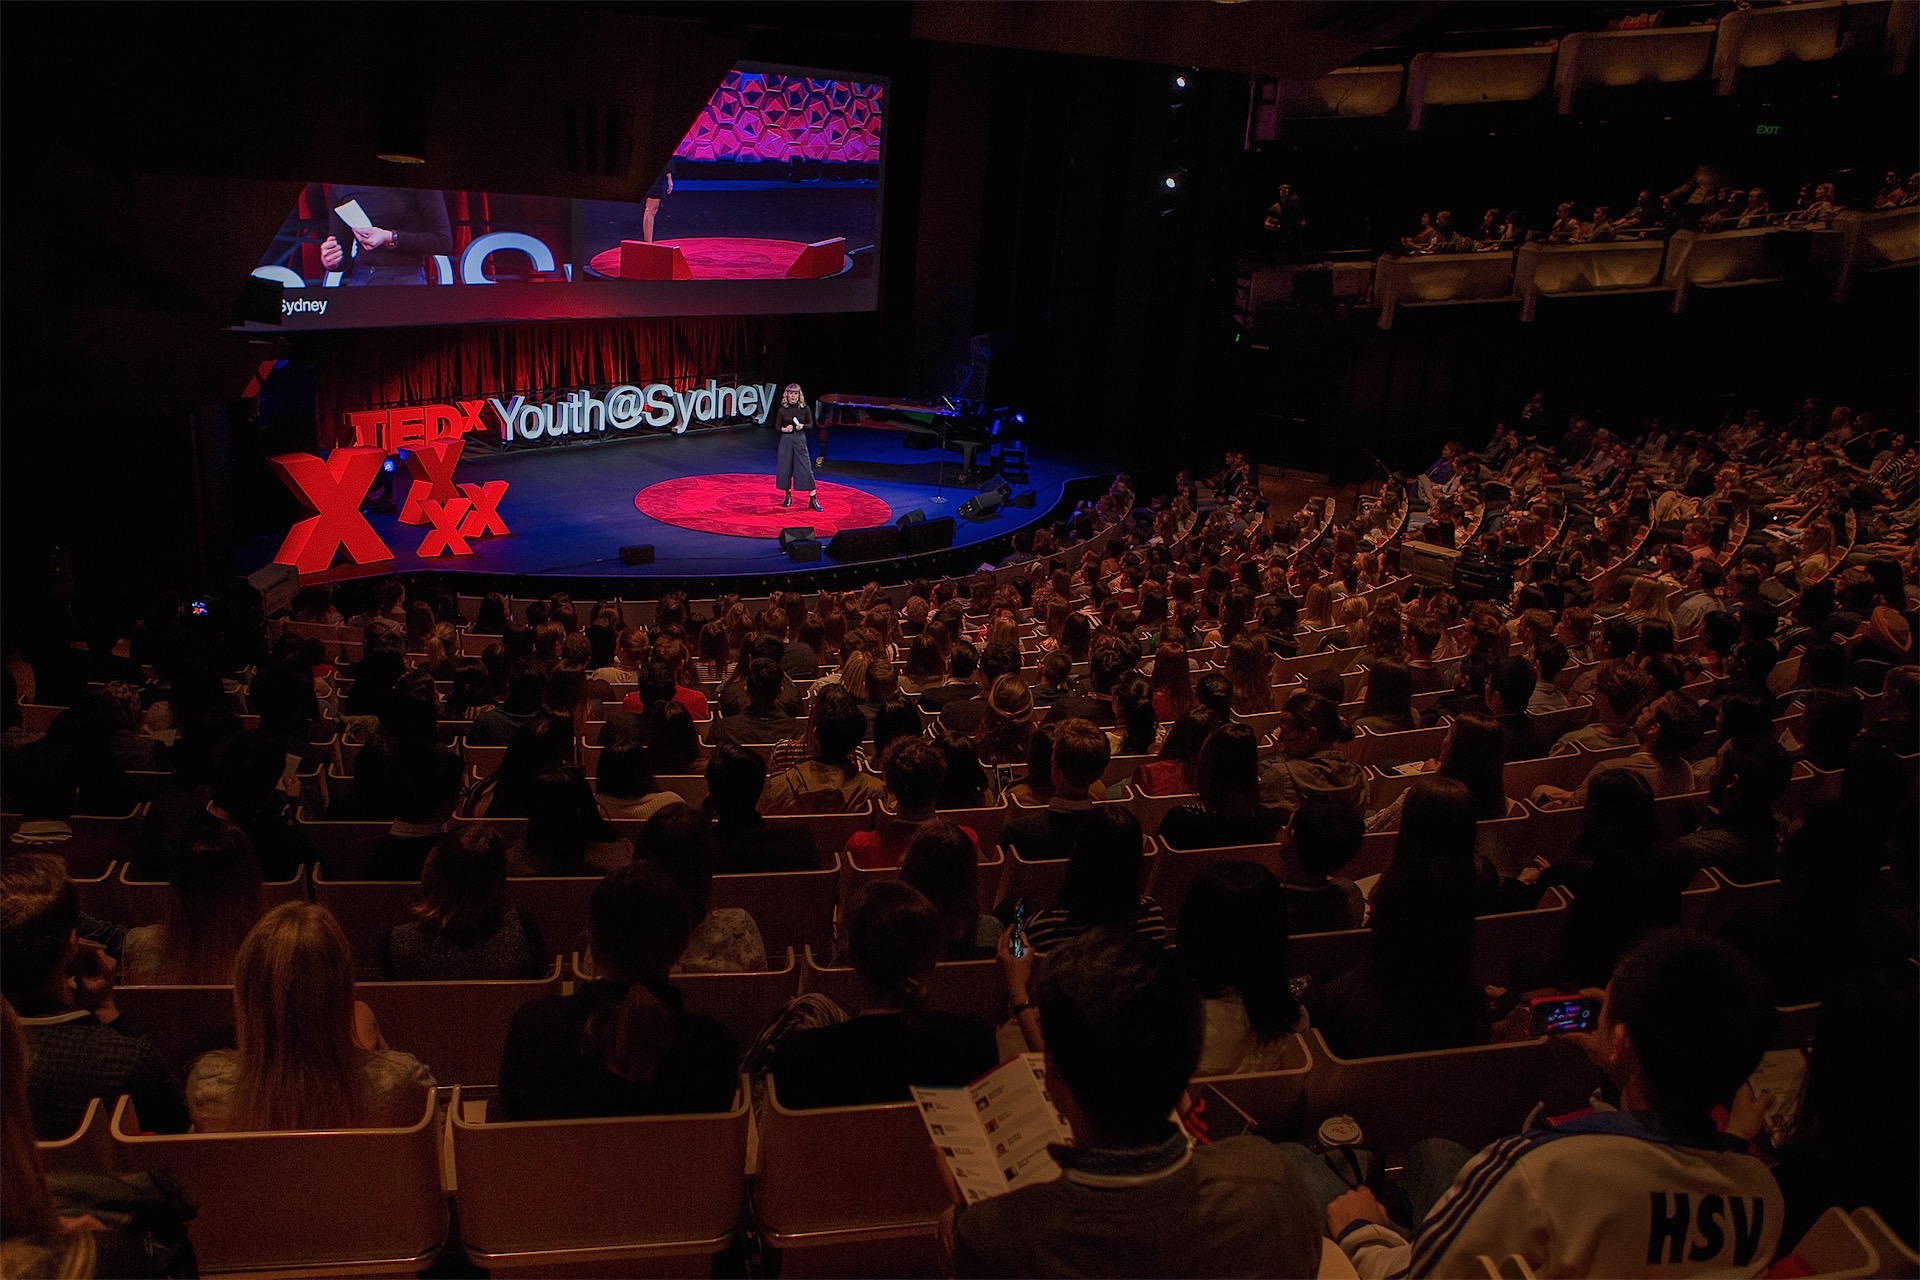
[815,392,996,473]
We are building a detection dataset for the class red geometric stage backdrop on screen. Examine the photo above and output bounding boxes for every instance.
[398,440,466,525]
[269,448,393,574]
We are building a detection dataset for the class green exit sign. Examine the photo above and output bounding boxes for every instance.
[1755,124,1782,135]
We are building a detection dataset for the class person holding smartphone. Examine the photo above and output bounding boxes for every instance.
[1316,929,1785,1279]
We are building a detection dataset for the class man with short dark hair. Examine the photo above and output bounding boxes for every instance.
[1043,636,1138,728]
[1323,929,1783,1277]
[719,634,805,719]
[1000,718,1111,860]
[1278,798,1367,934]
[704,744,820,873]
[3,854,190,1138]
[942,640,1024,736]
[1673,558,1728,638]
[1528,638,1571,712]
[711,658,805,748]
[948,929,1321,1277]
[1486,655,1554,761]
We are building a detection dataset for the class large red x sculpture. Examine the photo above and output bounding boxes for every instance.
[398,439,466,525]
[457,480,510,538]
[269,448,393,574]
[417,498,476,557]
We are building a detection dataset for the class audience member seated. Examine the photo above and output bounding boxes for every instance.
[1308,779,1489,1058]
[703,745,821,874]
[1022,808,1165,953]
[504,767,633,876]
[1553,659,1650,754]
[1525,770,1681,991]
[1483,655,1555,762]
[1353,656,1420,733]
[638,805,766,974]
[848,738,975,871]
[466,659,547,747]
[1180,861,1307,1075]
[365,745,466,882]
[2,854,189,1138]
[710,658,804,748]
[1157,724,1284,849]
[1131,705,1217,797]
[1319,930,1783,1277]
[952,929,1320,1276]
[758,684,883,815]
[498,862,738,1120]
[464,712,574,819]
[1258,693,1367,816]
[1278,799,1367,936]
[1536,690,1703,808]
[379,826,549,981]
[900,820,1003,962]
[593,741,686,824]
[1001,718,1112,860]
[1665,738,1791,883]
[121,823,264,985]
[770,881,997,1108]
[187,903,435,1132]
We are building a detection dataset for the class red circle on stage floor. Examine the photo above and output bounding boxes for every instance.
[589,238,844,281]
[634,473,893,539]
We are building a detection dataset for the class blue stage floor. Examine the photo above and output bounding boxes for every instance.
[244,424,1107,586]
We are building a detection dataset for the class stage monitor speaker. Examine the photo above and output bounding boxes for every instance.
[825,524,901,562]
[896,509,926,528]
[958,489,1004,520]
[618,544,655,565]
[1009,490,1036,509]
[245,561,299,617]
[784,537,822,563]
[779,526,816,551]
[899,515,956,556]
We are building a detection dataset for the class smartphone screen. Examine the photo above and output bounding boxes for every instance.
[1011,900,1028,959]
[1530,995,1600,1036]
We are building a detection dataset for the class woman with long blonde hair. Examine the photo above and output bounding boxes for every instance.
[186,903,434,1132]
[1623,575,1674,628]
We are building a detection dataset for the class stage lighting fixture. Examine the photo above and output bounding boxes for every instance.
[1173,72,1189,90]
[382,456,397,474]
[1013,413,1026,425]
[1164,175,1180,190]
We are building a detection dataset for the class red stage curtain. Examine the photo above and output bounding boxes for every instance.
[312,316,782,448]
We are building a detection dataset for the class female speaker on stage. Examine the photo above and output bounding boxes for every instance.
[774,384,821,511]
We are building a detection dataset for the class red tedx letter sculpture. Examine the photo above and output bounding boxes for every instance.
[417,498,476,557]
[398,439,466,525]
[269,449,393,574]
[458,480,510,538]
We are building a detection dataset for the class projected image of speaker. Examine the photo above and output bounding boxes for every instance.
[825,524,901,562]
[618,544,655,565]
[898,515,956,556]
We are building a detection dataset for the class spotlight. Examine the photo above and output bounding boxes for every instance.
[1013,413,1026,425]
[1164,174,1180,190]
[382,456,398,474]
[1173,72,1189,90]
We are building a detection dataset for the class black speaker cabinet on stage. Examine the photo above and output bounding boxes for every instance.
[1010,490,1036,509]
[897,509,926,528]
[958,489,1004,520]
[898,515,956,556]
[826,524,900,562]
[618,544,655,565]
[779,527,816,550]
